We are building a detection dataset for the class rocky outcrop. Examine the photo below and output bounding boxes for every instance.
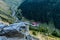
[0,22,39,40]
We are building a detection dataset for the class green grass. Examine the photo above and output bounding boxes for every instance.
[29,22,60,38]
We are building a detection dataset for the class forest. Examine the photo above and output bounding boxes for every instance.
[18,0,60,29]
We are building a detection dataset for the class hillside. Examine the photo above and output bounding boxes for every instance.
[0,0,15,23]
[0,0,24,23]
[0,0,60,40]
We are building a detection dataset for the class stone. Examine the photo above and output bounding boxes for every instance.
[0,36,7,40]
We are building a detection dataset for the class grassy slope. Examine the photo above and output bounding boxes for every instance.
[0,0,11,15]
[29,22,60,40]
[0,0,15,23]
[29,31,60,40]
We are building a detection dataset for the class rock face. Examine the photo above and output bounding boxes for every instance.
[0,22,28,39]
[0,36,7,40]
[0,22,29,35]
[0,22,39,40]
[0,36,24,40]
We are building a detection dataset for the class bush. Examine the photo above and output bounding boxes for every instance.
[32,31,36,35]
[52,30,60,37]
[39,27,48,33]
[29,26,39,32]
[29,25,48,33]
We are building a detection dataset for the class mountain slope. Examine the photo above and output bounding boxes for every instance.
[0,0,25,23]
[0,0,15,23]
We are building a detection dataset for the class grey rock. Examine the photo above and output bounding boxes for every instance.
[0,36,7,40]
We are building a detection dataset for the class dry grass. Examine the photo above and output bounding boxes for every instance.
[0,0,15,23]
[0,0,11,15]
[29,31,60,40]
[0,21,9,25]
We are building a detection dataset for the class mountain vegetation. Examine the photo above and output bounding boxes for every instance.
[0,0,60,40]
[18,0,60,29]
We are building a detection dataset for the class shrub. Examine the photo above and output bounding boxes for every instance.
[52,30,60,37]
[29,26,39,32]
[32,31,36,35]
[39,27,48,33]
